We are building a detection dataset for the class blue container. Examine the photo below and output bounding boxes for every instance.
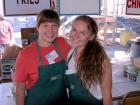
[130,40,140,69]
[130,41,140,58]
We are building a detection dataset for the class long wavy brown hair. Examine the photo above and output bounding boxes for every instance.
[74,16,108,88]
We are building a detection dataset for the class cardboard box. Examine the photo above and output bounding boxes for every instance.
[2,45,22,59]
[0,45,21,83]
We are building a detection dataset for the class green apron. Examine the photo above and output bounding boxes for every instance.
[66,52,103,105]
[25,41,68,105]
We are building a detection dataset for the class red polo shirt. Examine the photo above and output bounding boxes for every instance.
[15,37,71,89]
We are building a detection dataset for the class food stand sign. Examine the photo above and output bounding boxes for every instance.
[3,0,50,16]
[126,0,140,15]
[58,0,101,15]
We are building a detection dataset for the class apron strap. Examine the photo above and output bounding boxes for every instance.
[35,40,42,65]
[67,51,74,64]
[53,39,63,60]
[35,39,64,65]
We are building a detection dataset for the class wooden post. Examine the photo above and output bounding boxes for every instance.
[104,0,108,45]
[112,0,117,44]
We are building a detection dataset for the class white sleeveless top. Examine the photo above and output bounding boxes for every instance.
[66,49,102,100]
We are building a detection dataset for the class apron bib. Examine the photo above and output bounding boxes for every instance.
[25,41,68,105]
[66,51,103,105]
[67,74,103,105]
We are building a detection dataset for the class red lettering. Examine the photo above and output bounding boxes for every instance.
[132,0,136,8]
[127,0,140,8]
[127,0,132,8]
[137,0,140,8]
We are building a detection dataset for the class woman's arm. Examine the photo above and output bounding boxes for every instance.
[101,59,112,105]
[16,82,26,105]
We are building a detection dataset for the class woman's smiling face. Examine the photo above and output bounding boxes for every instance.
[69,20,93,48]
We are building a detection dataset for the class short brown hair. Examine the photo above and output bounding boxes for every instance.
[36,9,60,27]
